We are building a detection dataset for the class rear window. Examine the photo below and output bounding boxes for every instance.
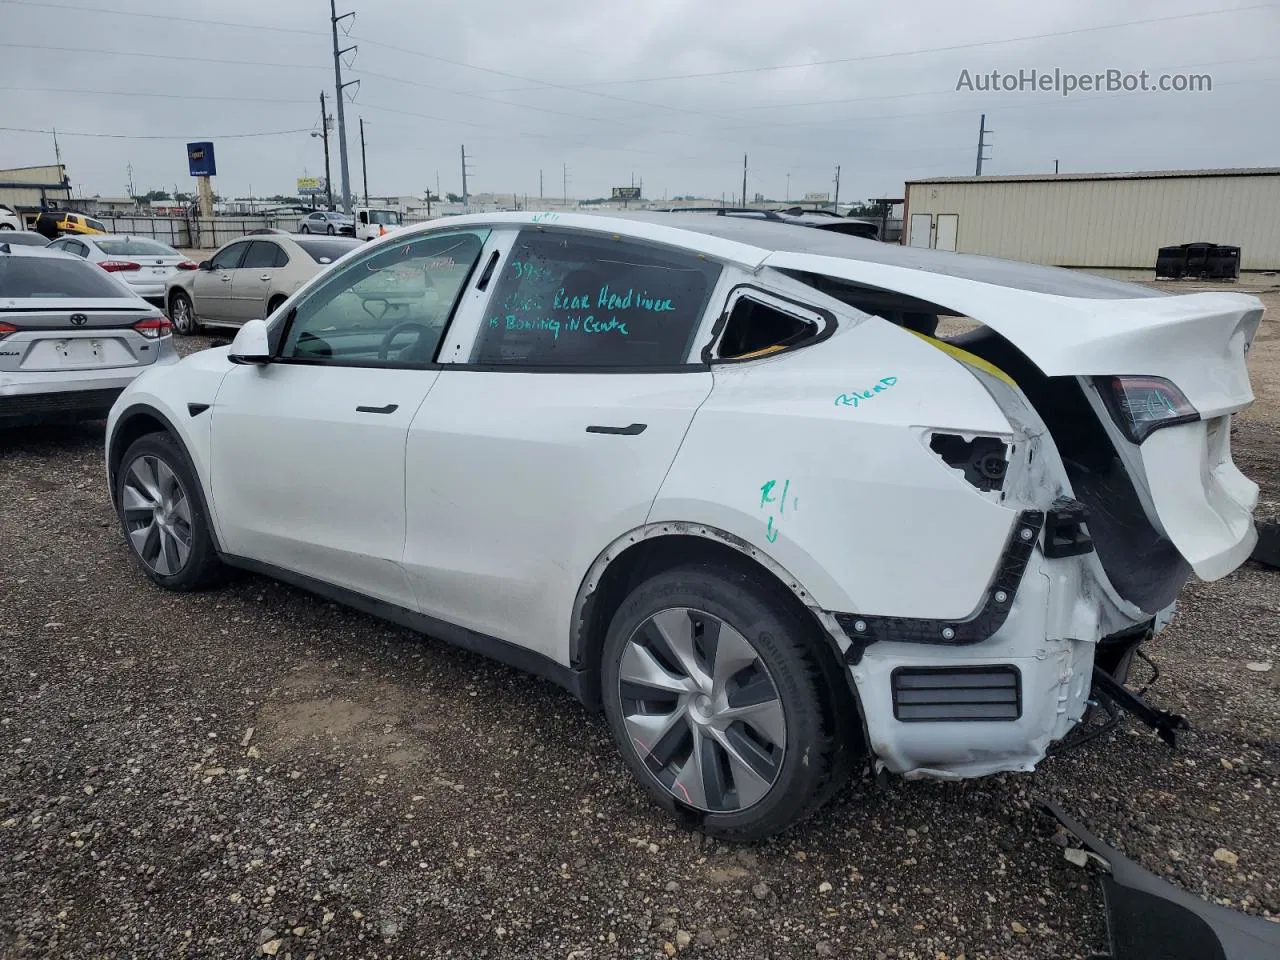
[0,254,135,299]
[293,237,361,264]
[87,218,107,232]
[97,238,180,257]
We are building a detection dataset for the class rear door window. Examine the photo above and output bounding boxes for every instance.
[241,241,281,270]
[469,228,722,368]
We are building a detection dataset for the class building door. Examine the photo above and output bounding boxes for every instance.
[935,214,959,252]
[908,214,932,248]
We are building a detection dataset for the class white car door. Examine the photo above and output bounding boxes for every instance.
[208,229,491,607]
[402,225,726,661]
[193,241,248,322]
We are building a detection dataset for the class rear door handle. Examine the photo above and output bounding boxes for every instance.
[356,403,399,414]
[585,423,647,435]
[259,274,271,281]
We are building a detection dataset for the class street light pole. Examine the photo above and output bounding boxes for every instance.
[318,92,332,209]
[329,0,356,215]
[359,117,369,206]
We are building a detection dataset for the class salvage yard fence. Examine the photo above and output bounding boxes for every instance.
[95,215,306,250]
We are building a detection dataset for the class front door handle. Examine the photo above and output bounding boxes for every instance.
[220,275,232,282]
[585,423,647,436]
[356,403,399,414]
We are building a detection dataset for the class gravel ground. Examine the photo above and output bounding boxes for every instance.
[2,285,1278,960]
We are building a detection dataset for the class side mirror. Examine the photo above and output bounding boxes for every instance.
[198,260,212,270]
[228,318,271,365]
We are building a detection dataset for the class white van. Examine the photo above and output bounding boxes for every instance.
[354,207,402,241]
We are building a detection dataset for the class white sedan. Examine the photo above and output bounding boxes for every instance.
[45,234,196,307]
[103,212,1262,839]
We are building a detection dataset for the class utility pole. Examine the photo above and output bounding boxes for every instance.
[786,172,790,202]
[1054,158,1059,174]
[359,117,369,206]
[539,168,543,200]
[329,0,357,214]
[126,163,135,200]
[741,153,748,207]
[460,145,473,210]
[562,163,569,205]
[833,164,841,212]
[316,92,333,210]
[975,113,992,176]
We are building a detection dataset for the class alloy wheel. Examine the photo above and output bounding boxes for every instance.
[120,454,193,577]
[170,295,193,334]
[617,607,787,813]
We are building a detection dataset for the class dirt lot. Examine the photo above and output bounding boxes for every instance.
[2,283,1278,960]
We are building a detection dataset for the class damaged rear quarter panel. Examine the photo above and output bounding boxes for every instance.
[647,315,1026,621]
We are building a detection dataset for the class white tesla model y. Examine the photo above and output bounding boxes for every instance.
[104,212,1262,839]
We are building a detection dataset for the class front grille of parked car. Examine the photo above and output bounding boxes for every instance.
[890,665,1021,721]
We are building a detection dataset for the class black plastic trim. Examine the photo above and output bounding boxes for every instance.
[355,403,399,414]
[835,509,1044,664]
[890,664,1022,722]
[186,402,210,417]
[446,362,710,375]
[217,553,593,705]
[701,282,837,364]
[585,422,647,435]
[1043,497,1095,558]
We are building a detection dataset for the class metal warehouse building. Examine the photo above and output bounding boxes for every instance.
[903,167,1280,272]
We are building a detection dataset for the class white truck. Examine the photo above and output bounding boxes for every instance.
[354,207,403,242]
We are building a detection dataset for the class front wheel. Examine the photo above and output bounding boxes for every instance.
[600,563,855,841]
[116,433,224,591]
[326,224,336,235]
[0,223,13,231]
[169,291,199,335]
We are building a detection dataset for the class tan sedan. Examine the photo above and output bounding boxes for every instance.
[164,233,361,334]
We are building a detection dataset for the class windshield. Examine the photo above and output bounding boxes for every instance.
[0,254,136,298]
[97,238,181,257]
[293,237,361,264]
[366,210,400,225]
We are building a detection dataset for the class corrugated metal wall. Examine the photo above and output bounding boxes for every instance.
[904,174,1280,270]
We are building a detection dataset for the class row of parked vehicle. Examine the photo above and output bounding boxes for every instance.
[1,209,1266,845]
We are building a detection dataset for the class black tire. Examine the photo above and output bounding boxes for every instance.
[600,562,857,841]
[326,224,335,235]
[0,223,13,231]
[115,432,224,591]
[299,224,310,234]
[169,291,200,335]
[266,295,287,316]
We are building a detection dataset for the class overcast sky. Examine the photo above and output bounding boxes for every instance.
[1,0,1277,203]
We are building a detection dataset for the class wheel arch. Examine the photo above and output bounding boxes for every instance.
[108,403,223,553]
[570,524,864,736]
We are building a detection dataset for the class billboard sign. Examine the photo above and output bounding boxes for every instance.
[611,186,641,201]
[803,191,829,202]
[297,176,327,195]
[186,141,216,177]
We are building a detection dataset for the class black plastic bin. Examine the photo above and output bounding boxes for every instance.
[1155,242,1241,279]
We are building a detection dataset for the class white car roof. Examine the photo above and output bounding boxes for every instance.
[401,211,1164,301]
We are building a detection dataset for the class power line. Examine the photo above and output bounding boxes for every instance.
[0,40,325,72]
[516,3,1280,87]
[0,125,312,141]
[0,85,313,105]
[0,0,328,37]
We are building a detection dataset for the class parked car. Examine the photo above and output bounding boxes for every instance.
[298,210,355,236]
[0,230,53,247]
[354,206,403,241]
[45,234,197,308]
[33,210,107,239]
[164,233,360,334]
[104,212,1262,839]
[0,244,176,427]
[0,204,22,231]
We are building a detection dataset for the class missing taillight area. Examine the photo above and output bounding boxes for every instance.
[928,433,1009,492]
[1097,375,1199,443]
[133,317,172,340]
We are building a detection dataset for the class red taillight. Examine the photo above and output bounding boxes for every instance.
[1098,375,1199,443]
[133,317,172,340]
[176,261,198,270]
[100,260,141,273]
[0,321,15,339]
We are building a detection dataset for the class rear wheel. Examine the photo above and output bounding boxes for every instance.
[601,563,854,841]
[266,295,287,316]
[116,433,224,591]
[299,224,311,234]
[169,291,199,335]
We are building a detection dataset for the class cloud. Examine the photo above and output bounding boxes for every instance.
[0,0,1275,203]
